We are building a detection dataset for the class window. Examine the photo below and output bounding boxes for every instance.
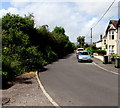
[109,45,114,53]
[109,30,114,40]
[79,52,88,55]
[104,40,106,44]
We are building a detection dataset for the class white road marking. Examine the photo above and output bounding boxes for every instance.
[93,62,119,75]
[36,71,61,108]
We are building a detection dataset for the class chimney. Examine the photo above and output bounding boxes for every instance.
[100,35,102,41]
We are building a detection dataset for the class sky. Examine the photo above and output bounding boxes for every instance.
[0,0,119,43]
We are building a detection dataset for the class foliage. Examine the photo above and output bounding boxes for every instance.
[51,27,74,57]
[2,13,34,33]
[2,13,75,82]
[110,53,117,58]
[85,45,106,55]
[85,44,97,51]
[84,43,90,49]
[96,50,106,55]
[77,36,85,48]
[46,50,58,63]
[52,26,65,35]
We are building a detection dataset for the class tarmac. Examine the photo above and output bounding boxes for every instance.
[1,55,119,107]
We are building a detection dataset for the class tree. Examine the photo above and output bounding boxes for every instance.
[2,13,75,83]
[2,13,46,82]
[84,43,90,49]
[77,36,85,48]
[52,26,74,57]
[52,26,65,35]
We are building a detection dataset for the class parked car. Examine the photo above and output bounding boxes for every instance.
[76,48,84,56]
[77,51,92,62]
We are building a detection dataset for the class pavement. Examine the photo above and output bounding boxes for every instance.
[1,72,53,107]
[94,55,104,62]
[93,56,119,73]
[1,54,119,107]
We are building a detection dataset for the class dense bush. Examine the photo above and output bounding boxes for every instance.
[47,50,58,63]
[1,13,75,82]
[96,50,106,55]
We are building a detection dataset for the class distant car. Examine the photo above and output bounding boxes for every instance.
[77,51,92,62]
[76,48,84,56]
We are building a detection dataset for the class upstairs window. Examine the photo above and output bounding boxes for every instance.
[109,30,114,40]
[104,40,106,44]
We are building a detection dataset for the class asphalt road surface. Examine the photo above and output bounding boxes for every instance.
[40,54,118,106]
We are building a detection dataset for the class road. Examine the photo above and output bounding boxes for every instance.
[40,54,118,106]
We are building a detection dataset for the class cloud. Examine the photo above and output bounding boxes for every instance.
[6,0,119,2]
[7,0,31,7]
[0,7,19,17]
[1,0,119,42]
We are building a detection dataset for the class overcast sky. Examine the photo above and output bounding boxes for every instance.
[0,0,119,43]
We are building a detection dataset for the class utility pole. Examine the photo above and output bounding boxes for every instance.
[91,28,92,45]
[90,28,92,55]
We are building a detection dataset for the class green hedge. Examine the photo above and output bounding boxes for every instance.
[96,50,106,55]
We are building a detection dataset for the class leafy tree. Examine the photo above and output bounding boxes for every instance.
[52,27,73,57]
[2,14,46,82]
[77,36,85,48]
[52,26,65,35]
[2,13,75,83]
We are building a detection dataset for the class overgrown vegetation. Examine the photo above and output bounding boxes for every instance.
[1,13,75,82]
[85,44,106,55]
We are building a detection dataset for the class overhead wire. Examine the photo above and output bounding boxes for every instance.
[85,0,117,42]
[92,0,116,29]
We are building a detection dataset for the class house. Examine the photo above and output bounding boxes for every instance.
[117,19,120,56]
[102,20,119,55]
[95,35,102,50]
[102,35,107,51]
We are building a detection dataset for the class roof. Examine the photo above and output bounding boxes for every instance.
[102,35,107,39]
[110,20,118,28]
[96,40,102,43]
[105,20,118,36]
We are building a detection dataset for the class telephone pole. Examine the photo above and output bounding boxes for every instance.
[90,28,92,55]
[91,28,92,45]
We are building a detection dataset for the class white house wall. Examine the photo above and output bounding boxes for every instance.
[107,29,118,55]
[96,42,102,48]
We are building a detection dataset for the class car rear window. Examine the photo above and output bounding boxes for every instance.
[79,52,88,55]
[78,49,83,51]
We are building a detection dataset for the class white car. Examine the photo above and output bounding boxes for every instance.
[76,48,84,56]
[77,51,92,62]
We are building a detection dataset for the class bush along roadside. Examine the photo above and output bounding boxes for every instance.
[1,13,75,85]
[85,46,106,56]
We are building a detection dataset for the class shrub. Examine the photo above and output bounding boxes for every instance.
[1,14,75,83]
[91,50,97,53]
[47,50,58,63]
[2,55,22,81]
[96,50,106,55]
[20,46,47,71]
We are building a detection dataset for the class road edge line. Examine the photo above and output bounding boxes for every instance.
[36,71,61,108]
[93,62,119,75]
